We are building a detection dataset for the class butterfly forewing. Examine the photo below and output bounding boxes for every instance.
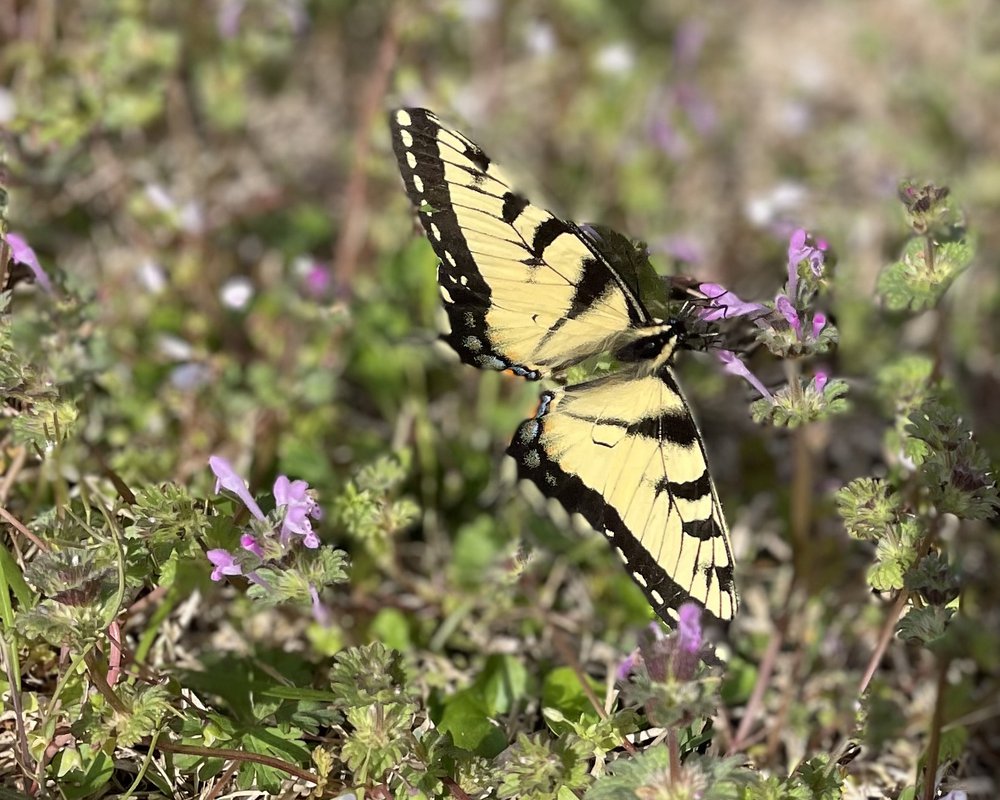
[389,107,649,379]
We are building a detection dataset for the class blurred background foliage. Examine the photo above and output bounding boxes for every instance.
[1,0,999,796]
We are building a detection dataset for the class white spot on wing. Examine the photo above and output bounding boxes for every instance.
[431,223,441,240]
[615,546,628,564]
[445,252,457,266]
[413,175,424,193]
[651,589,665,605]
[400,130,413,147]
[634,572,648,587]
[406,152,417,168]
[440,286,453,303]
[396,109,412,127]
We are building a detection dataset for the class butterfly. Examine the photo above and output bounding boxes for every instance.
[389,107,737,622]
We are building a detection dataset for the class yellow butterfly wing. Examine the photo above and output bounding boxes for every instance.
[389,107,650,379]
[507,364,738,621]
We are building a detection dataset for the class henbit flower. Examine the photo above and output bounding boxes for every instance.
[6,233,54,293]
[811,311,827,339]
[672,602,704,680]
[616,649,641,682]
[273,474,322,548]
[309,584,332,626]
[209,456,266,520]
[240,533,264,558]
[812,371,829,393]
[207,549,242,582]
[775,294,802,338]
[697,283,767,322]
[677,603,703,654]
[717,350,774,401]
[786,227,827,298]
[304,262,332,297]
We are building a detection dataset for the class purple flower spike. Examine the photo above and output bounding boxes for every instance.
[717,350,774,401]
[6,233,54,293]
[811,311,827,339]
[697,282,767,322]
[209,456,266,520]
[813,371,829,393]
[775,295,802,338]
[207,549,242,582]
[677,603,703,654]
[274,474,322,546]
[672,602,704,680]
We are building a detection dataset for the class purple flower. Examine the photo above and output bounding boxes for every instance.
[273,474,322,548]
[672,602,703,680]
[209,456,266,520]
[811,311,827,339]
[304,262,332,297]
[775,295,802,338]
[812,371,829,393]
[616,649,641,682]
[6,233,53,293]
[240,533,264,558]
[786,228,827,298]
[677,603,703,653]
[717,350,774,401]
[309,584,332,626]
[207,549,242,582]
[697,283,767,322]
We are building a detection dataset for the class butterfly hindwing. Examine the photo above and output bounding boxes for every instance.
[389,107,649,379]
[507,364,737,621]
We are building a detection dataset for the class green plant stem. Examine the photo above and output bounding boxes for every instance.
[858,589,909,695]
[667,727,681,783]
[921,658,950,800]
[728,612,788,753]
[83,650,130,715]
[149,739,322,785]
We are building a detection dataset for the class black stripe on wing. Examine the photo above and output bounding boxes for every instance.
[507,373,737,623]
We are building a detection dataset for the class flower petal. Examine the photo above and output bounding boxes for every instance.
[717,350,774,401]
[209,456,266,520]
[6,233,53,293]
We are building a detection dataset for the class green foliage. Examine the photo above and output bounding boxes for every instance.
[752,377,850,427]
[331,452,419,560]
[494,733,591,800]
[2,4,999,797]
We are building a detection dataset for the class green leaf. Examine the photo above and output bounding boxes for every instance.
[369,607,413,651]
[435,687,506,756]
[478,654,529,716]
[541,667,601,736]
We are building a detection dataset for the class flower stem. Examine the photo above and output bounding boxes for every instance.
[920,658,950,800]
[667,727,681,783]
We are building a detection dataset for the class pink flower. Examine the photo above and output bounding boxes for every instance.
[209,456,266,520]
[240,533,264,558]
[775,294,802,338]
[811,311,827,339]
[273,474,322,548]
[717,350,774,401]
[207,549,242,582]
[813,371,829,393]
[697,283,766,322]
[6,233,53,293]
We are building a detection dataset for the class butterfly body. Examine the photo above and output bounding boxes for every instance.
[389,107,738,622]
